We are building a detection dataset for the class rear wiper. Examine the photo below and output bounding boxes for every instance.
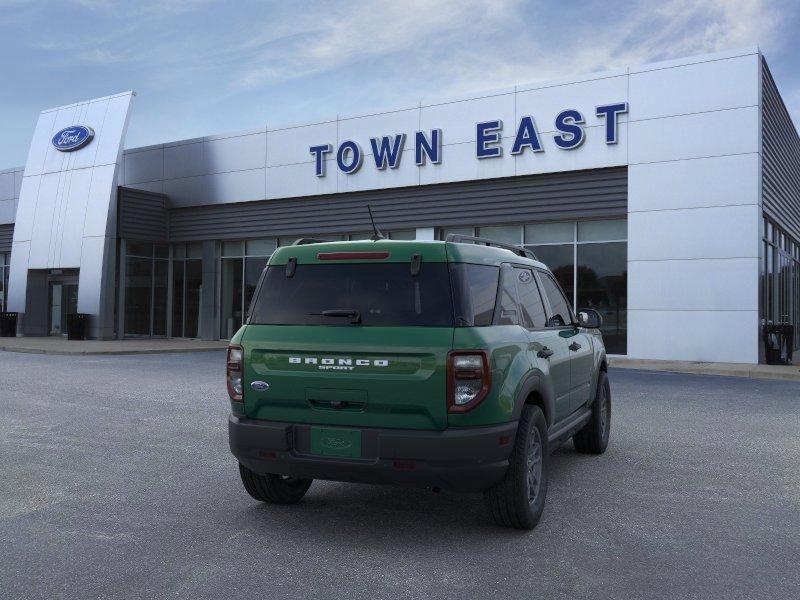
[310,309,362,324]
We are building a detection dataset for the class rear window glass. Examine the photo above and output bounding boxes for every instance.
[449,263,499,326]
[249,263,454,327]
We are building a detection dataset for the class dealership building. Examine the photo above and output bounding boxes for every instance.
[0,47,798,364]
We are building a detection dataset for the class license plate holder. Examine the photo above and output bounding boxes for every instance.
[310,427,362,458]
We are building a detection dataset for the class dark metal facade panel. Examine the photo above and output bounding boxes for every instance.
[0,223,13,253]
[167,167,628,242]
[118,187,168,242]
[762,59,800,241]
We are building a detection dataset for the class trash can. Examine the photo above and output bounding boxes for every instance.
[66,313,89,341]
[0,312,17,337]
[763,324,794,365]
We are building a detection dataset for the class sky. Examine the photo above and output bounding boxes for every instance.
[0,0,798,167]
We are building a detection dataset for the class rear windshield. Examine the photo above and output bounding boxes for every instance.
[249,263,454,327]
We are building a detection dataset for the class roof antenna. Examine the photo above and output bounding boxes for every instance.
[367,205,385,241]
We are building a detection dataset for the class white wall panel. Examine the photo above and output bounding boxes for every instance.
[629,204,759,261]
[628,309,759,363]
[420,93,515,146]
[628,106,759,164]
[93,94,134,167]
[41,105,78,175]
[6,240,30,309]
[629,55,759,121]
[267,121,337,167]
[516,75,628,132]
[337,149,418,193]
[516,124,627,176]
[164,142,204,179]
[10,175,41,241]
[163,175,209,207]
[68,99,111,170]
[419,140,515,186]
[57,168,93,267]
[124,147,164,183]
[81,164,116,238]
[338,108,419,150]
[204,132,266,174]
[204,169,265,204]
[267,161,337,199]
[27,172,60,268]
[628,257,758,311]
[628,153,759,213]
[77,235,106,313]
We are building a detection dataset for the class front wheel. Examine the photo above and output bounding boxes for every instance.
[238,463,312,504]
[484,405,549,529]
[573,370,611,454]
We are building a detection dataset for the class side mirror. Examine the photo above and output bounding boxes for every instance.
[577,309,603,329]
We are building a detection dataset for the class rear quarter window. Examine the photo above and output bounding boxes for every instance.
[449,263,499,326]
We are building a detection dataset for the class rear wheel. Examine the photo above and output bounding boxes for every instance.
[238,463,312,504]
[573,371,611,454]
[484,405,549,529]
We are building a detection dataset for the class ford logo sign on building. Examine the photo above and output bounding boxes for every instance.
[51,125,94,152]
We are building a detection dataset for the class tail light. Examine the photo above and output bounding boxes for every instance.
[447,350,491,413]
[227,345,244,402]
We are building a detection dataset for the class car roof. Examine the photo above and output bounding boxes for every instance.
[268,238,550,271]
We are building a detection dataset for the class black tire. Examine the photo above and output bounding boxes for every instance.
[238,463,312,504]
[484,405,549,530]
[573,370,611,454]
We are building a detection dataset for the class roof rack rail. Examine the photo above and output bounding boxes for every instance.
[445,234,537,260]
[292,237,332,246]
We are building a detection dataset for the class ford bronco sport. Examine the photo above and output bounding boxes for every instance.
[227,235,610,529]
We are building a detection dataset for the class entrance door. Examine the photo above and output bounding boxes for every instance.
[48,276,79,336]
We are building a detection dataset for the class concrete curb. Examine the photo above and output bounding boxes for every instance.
[609,358,800,382]
[0,346,226,356]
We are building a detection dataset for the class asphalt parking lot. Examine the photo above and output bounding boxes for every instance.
[1,351,798,600]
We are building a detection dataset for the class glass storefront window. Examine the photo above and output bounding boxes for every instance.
[578,219,627,242]
[220,257,243,339]
[123,242,169,337]
[0,253,7,311]
[244,256,268,316]
[152,259,168,336]
[576,242,627,354]
[171,246,203,338]
[762,217,800,352]
[246,239,277,255]
[439,226,475,239]
[219,238,276,339]
[222,241,244,257]
[477,225,522,244]
[527,244,574,305]
[525,222,574,244]
[124,255,153,336]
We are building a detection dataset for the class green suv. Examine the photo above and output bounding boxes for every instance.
[227,235,610,529]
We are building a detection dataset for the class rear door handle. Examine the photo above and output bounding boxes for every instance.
[537,347,554,359]
[568,342,582,351]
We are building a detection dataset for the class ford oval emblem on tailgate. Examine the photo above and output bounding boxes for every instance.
[250,381,269,391]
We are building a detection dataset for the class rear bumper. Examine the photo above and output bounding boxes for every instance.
[228,415,517,492]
